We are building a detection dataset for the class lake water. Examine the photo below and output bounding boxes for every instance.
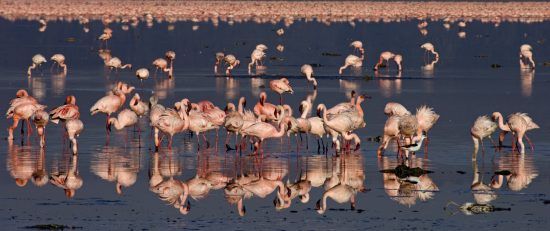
[0,18,549,230]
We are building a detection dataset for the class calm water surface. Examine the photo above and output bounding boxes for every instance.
[0,19,549,230]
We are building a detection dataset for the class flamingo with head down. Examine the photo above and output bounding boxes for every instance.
[269,78,293,105]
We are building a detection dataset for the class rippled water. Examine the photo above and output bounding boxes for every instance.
[0,19,549,230]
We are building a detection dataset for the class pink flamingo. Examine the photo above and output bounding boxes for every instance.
[253,92,278,121]
[492,112,539,154]
[32,110,49,147]
[27,54,47,77]
[50,54,68,74]
[107,109,138,132]
[269,78,294,105]
[420,43,439,59]
[214,52,225,73]
[153,58,172,78]
[471,115,497,159]
[239,117,290,153]
[300,64,317,89]
[339,54,363,75]
[155,103,190,149]
[90,89,126,133]
[384,102,410,117]
[519,44,535,69]
[6,97,46,140]
[66,119,84,154]
[106,57,132,71]
[188,102,218,149]
[224,54,240,75]
[350,41,365,54]
[326,91,356,115]
[129,93,149,118]
[373,51,402,71]
[49,95,80,124]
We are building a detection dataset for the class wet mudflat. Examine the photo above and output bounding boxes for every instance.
[0,18,549,230]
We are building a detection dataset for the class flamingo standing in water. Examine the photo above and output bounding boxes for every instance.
[519,44,535,69]
[50,54,68,74]
[153,179,191,215]
[492,112,538,154]
[107,109,138,132]
[301,64,317,89]
[6,94,46,140]
[415,105,440,139]
[269,78,294,105]
[98,29,112,48]
[149,96,167,148]
[152,58,172,78]
[155,103,189,149]
[373,51,402,71]
[239,117,290,153]
[106,57,132,71]
[49,95,80,124]
[90,90,126,133]
[165,50,176,69]
[27,54,47,77]
[248,44,267,73]
[470,115,497,159]
[135,68,149,83]
[253,92,278,121]
[214,52,225,73]
[350,41,365,54]
[384,102,411,117]
[224,54,240,75]
[339,54,363,75]
[32,110,49,147]
[420,43,439,59]
[187,102,218,149]
[66,119,84,154]
[129,93,149,118]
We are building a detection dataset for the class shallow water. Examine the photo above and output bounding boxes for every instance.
[0,19,549,230]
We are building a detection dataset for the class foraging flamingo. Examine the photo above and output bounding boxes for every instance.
[301,64,317,89]
[66,119,84,154]
[253,92,278,121]
[350,41,365,54]
[27,54,47,76]
[492,112,538,154]
[269,78,294,104]
[384,102,410,117]
[98,29,112,47]
[51,54,68,74]
[106,57,132,70]
[114,81,135,95]
[214,52,225,73]
[398,115,419,158]
[135,68,149,82]
[416,105,440,138]
[149,96,167,148]
[470,115,497,159]
[420,43,439,59]
[373,51,402,71]
[7,99,46,140]
[317,104,356,150]
[377,115,401,157]
[339,54,363,75]
[326,91,357,115]
[224,54,240,75]
[153,58,172,77]
[32,110,49,147]
[165,50,176,67]
[90,89,126,133]
[248,45,267,72]
[519,44,535,69]
[342,132,361,151]
[152,179,191,215]
[239,117,290,152]
[108,109,138,131]
[49,95,80,124]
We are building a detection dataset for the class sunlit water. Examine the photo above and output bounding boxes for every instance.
[0,19,549,230]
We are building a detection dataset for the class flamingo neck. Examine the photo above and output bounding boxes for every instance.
[238,100,244,114]
[495,114,510,131]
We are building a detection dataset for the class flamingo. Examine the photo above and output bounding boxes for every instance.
[32,110,49,147]
[224,101,244,149]
[152,58,172,78]
[239,117,290,153]
[253,92,278,121]
[49,95,80,124]
[420,42,439,59]
[108,109,138,132]
[302,101,326,152]
[301,64,317,89]
[27,54,47,77]
[98,29,112,48]
[165,50,176,67]
[377,115,401,157]
[155,104,189,149]
[224,54,240,75]
[248,44,267,72]
[471,115,497,159]
[342,132,361,151]
[269,78,294,104]
[214,52,225,73]
[415,105,440,138]
[350,41,365,54]
[317,104,356,151]
[50,155,82,198]
[129,93,149,118]
[65,119,84,154]
[326,91,357,115]
[114,81,135,95]
[373,51,402,71]
[519,44,535,69]
[315,183,365,214]
[106,57,132,71]
[398,115,419,158]
[202,102,227,140]
[492,112,538,154]
[188,102,218,149]
[149,96,166,148]
[278,179,312,209]
[50,54,68,74]
[7,100,46,140]
[135,68,149,82]
[90,89,126,133]
[384,102,411,117]
[339,54,363,75]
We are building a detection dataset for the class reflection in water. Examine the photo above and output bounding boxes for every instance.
[378,157,438,207]
[51,73,67,96]
[154,78,176,100]
[29,77,46,101]
[421,57,439,78]
[377,75,403,98]
[216,77,240,100]
[6,144,48,187]
[491,153,538,192]
[250,78,265,97]
[50,154,83,198]
[520,69,535,97]
[91,146,140,195]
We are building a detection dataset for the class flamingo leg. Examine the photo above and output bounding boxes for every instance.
[203,133,210,149]
[524,134,535,151]
[26,119,32,136]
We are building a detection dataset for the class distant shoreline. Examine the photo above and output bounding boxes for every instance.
[1,1,548,24]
